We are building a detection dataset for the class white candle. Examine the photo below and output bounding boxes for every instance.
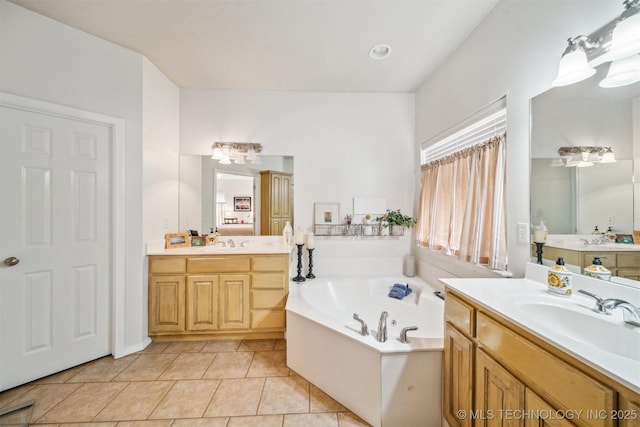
[306,232,315,249]
[295,228,304,245]
[533,229,546,243]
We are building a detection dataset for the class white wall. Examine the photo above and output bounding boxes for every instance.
[0,0,150,354]
[143,58,180,243]
[415,0,621,277]
[180,90,416,275]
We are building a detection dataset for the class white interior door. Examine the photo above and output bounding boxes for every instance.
[0,106,111,391]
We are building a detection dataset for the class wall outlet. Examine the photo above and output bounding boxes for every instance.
[608,215,615,226]
[517,223,529,243]
[163,217,169,229]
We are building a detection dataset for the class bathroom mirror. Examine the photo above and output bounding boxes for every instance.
[178,154,293,235]
[530,65,639,235]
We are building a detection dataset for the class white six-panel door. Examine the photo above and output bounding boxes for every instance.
[0,106,111,391]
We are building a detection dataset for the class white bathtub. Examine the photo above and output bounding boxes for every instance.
[285,276,444,427]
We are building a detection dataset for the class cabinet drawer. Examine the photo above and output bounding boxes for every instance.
[617,253,640,268]
[251,289,287,309]
[187,256,250,274]
[445,292,475,337]
[251,309,285,329]
[252,255,288,272]
[252,272,286,289]
[149,256,186,274]
[476,312,615,427]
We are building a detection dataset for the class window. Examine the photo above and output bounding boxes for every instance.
[416,98,507,270]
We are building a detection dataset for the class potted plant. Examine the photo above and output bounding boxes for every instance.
[375,209,417,236]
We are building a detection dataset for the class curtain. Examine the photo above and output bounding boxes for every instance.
[416,133,507,270]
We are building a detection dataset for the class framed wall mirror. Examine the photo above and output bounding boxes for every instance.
[179,154,293,236]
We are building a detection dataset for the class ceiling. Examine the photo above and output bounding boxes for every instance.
[8,0,498,93]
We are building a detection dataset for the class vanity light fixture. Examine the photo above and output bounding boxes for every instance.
[552,0,640,88]
[211,142,263,165]
[556,146,616,167]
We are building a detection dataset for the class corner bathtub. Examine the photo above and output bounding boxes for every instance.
[285,276,444,427]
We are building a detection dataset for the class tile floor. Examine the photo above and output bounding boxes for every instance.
[0,339,371,427]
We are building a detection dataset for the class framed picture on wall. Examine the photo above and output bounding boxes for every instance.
[234,196,252,212]
[314,202,340,224]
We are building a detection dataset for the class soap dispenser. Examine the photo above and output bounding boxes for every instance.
[583,256,611,281]
[604,226,615,242]
[548,257,572,296]
[592,226,601,234]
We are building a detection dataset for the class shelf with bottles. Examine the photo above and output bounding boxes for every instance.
[313,223,403,237]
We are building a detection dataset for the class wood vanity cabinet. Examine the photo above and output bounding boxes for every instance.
[148,254,289,340]
[534,246,640,280]
[260,170,293,235]
[444,289,639,427]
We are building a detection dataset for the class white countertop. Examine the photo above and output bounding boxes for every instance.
[146,236,293,256]
[543,234,640,252]
[442,263,640,394]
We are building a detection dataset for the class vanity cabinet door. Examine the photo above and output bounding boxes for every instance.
[524,389,576,427]
[186,275,219,331]
[444,324,474,427]
[149,276,185,333]
[618,393,640,427]
[475,349,525,427]
[219,274,250,330]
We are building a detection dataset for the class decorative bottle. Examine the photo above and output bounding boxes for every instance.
[283,221,293,245]
[547,257,572,297]
[583,257,611,281]
[604,226,615,242]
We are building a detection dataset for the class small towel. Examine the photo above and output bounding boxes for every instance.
[388,283,412,300]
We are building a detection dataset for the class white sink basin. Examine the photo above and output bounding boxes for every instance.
[517,302,640,361]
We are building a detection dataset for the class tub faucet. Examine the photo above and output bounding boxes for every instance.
[376,311,388,342]
[352,313,368,336]
[398,326,418,344]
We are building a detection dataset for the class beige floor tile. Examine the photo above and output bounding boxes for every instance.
[204,378,265,417]
[67,355,138,383]
[257,376,309,415]
[171,417,229,426]
[157,353,215,380]
[337,412,371,427]
[12,383,81,422]
[227,414,284,427]
[59,422,116,427]
[274,339,286,351]
[139,342,170,354]
[246,351,289,377]
[0,384,35,410]
[310,385,347,412]
[149,380,219,419]
[163,341,205,353]
[238,339,275,351]
[284,412,340,427]
[94,381,174,421]
[115,421,173,427]
[35,363,90,385]
[203,352,254,379]
[39,382,128,423]
[201,340,241,352]
[113,354,177,381]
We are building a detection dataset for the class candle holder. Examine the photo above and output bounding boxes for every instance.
[535,242,545,265]
[292,244,306,282]
[306,248,316,279]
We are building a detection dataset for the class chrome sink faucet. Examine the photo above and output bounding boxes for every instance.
[578,290,640,327]
[606,301,640,327]
[376,311,388,342]
[352,313,368,336]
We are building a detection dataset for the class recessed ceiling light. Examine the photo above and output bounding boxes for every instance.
[369,44,391,60]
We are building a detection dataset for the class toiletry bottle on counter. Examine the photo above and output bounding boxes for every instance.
[605,226,615,242]
[547,257,573,296]
[583,257,611,281]
[592,226,601,234]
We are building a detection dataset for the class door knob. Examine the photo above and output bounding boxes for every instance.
[3,257,19,267]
